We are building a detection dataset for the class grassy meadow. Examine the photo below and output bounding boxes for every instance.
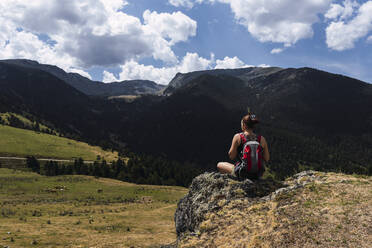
[0,168,187,247]
[0,113,54,134]
[0,124,118,161]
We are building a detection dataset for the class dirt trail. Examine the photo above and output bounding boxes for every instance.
[0,156,95,163]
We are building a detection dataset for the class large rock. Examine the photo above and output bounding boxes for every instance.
[174,172,284,237]
[166,171,372,248]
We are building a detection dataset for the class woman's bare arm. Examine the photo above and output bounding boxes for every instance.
[261,136,270,162]
[228,134,241,160]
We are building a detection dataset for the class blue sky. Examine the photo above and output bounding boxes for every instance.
[1,0,371,84]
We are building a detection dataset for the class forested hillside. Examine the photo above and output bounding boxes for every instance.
[1,60,371,181]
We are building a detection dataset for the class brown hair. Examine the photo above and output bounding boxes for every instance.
[241,112,259,130]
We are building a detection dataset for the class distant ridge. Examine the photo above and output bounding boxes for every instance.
[1,59,165,97]
[164,66,283,95]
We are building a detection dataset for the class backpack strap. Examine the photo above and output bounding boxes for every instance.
[256,135,264,173]
[239,133,247,144]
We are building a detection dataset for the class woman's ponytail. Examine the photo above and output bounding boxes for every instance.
[242,112,259,129]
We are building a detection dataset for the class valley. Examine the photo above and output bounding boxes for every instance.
[1,59,372,248]
[2,1,372,247]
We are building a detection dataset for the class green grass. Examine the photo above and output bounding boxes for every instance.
[0,112,54,134]
[0,124,118,161]
[0,168,188,247]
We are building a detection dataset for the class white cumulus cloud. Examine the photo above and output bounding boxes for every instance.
[168,0,228,8]
[325,0,358,21]
[170,0,331,46]
[326,1,372,51]
[270,48,284,54]
[102,71,119,83]
[170,0,372,52]
[106,52,213,84]
[107,53,266,85]
[367,35,372,43]
[215,56,249,69]
[226,0,332,46]
[325,3,345,20]
[168,0,195,8]
[0,0,197,71]
[69,68,93,80]
[101,0,128,12]
[0,30,77,71]
[143,10,197,45]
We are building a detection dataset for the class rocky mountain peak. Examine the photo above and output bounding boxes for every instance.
[164,66,283,95]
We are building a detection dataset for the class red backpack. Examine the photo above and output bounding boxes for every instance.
[235,133,264,179]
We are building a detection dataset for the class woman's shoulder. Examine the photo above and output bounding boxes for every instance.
[258,135,267,147]
[235,132,267,142]
[233,133,241,140]
[233,133,243,145]
[257,134,265,139]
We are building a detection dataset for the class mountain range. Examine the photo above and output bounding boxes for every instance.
[1,59,165,97]
[0,59,371,179]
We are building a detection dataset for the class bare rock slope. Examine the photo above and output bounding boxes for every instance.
[171,171,372,248]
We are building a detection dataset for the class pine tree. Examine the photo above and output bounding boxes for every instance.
[26,156,40,173]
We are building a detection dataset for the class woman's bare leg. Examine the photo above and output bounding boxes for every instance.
[217,162,234,174]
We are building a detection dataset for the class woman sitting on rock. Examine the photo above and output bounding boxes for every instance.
[217,112,270,180]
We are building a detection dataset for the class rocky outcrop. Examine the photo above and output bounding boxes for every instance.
[174,172,285,237]
[169,171,372,248]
